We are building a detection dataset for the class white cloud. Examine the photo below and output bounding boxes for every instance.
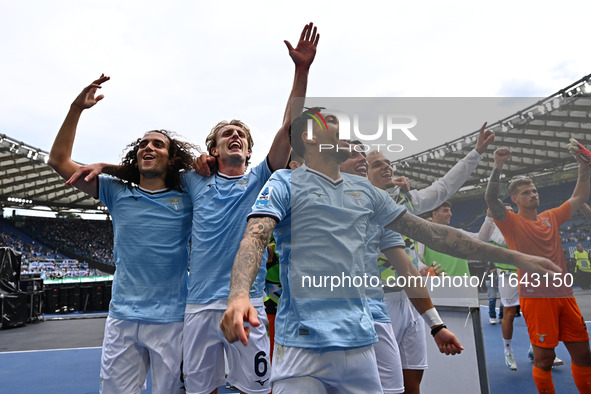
[1,0,590,168]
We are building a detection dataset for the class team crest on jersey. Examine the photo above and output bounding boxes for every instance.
[166,197,182,210]
[255,186,273,206]
[346,191,364,204]
[235,179,249,189]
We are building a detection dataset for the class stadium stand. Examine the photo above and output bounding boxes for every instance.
[0,217,114,279]
[1,216,114,275]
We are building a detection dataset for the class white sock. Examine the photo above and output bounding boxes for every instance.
[503,339,513,354]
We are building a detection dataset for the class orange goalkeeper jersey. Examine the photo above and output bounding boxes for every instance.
[494,201,573,298]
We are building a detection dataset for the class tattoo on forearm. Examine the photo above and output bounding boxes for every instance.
[390,214,511,264]
[488,167,501,183]
[229,217,277,301]
[485,168,506,220]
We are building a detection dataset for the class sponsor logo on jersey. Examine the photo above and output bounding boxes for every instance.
[255,378,269,386]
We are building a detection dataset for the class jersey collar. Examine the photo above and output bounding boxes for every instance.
[301,164,343,186]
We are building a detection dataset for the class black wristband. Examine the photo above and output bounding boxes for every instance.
[431,324,447,337]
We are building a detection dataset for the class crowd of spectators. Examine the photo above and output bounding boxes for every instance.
[0,230,97,278]
[22,260,97,279]
[2,213,591,282]
[10,216,114,266]
[560,223,591,245]
[0,231,60,261]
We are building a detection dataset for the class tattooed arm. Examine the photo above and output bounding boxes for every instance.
[228,217,277,302]
[387,212,560,275]
[221,216,278,346]
[485,148,511,221]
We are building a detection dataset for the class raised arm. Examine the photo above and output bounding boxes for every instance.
[477,210,496,242]
[410,123,494,215]
[48,74,110,198]
[485,147,511,221]
[220,216,278,345]
[567,154,591,215]
[383,247,463,355]
[387,212,560,275]
[580,202,591,222]
[267,22,319,171]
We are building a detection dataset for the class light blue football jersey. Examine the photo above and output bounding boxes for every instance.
[98,175,192,322]
[183,159,271,305]
[249,165,406,348]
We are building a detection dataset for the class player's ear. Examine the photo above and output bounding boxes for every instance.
[302,130,316,143]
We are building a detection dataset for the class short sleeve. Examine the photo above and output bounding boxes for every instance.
[98,175,116,209]
[248,171,290,223]
[380,228,405,250]
[371,186,407,228]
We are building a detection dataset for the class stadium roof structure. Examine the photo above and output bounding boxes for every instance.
[1,73,591,215]
[0,137,107,215]
[391,73,591,197]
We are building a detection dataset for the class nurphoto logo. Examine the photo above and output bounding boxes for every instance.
[304,107,418,153]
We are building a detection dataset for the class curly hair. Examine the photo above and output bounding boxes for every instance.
[116,130,197,192]
[205,120,254,169]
